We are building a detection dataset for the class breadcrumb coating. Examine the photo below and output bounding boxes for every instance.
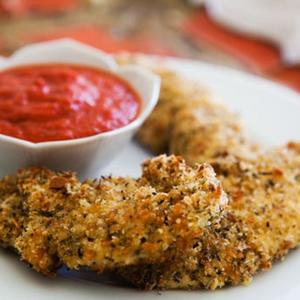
[0,155,227,277]
[120,146,300,289]
[115,64,300,290]
[169,105,258,164]
[136,71,210,154]
[0,174,24,248]
[118,54,254,160]
[117,54,210,154]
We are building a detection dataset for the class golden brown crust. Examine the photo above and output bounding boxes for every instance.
[135,70,210,154]
[0,156,227,277]
[116,61,300,290]
[120,55,257,162]
[117,54,209,154]
[0,174,24,249]
[120,147,300,289]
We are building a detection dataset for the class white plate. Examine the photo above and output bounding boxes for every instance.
[1,57,300,300]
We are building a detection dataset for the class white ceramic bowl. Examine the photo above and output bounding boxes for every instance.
[0,39,160,179]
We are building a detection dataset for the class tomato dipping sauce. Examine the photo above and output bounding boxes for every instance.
[0,64,141,143]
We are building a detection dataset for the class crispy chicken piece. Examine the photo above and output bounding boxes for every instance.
[0,155,227,276]
[169,105,258,164]
[14,168,82,275]
[117,59,300,290]
[119,145,300,289]
[118,56,247,157]
[0,174,25,249]
[130,67,210,153]
[119,56,257,161]
[136,71,210,154]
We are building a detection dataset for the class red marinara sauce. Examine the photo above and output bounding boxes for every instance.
[0,64,141,143]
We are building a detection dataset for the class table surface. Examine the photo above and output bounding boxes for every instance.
[0,0,244,69]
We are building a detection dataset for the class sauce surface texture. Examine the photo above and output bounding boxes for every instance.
[0,64,141,143]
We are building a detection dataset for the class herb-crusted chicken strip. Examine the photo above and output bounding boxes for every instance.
[119,145,300,289]
[169,105,258,164]
[118,56,248,157]
[14,168,81,275]
[118,58,300,290]
[117,54,209,153]
[136,70,210,154]
[0,174,25,248]
[0,155,227,276]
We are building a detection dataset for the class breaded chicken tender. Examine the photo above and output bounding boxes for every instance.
[0,174,25,249]
[117,54,210,154]
[0,156,227,277]
[118,55,249,158]
[169,105,258,164]
[136,71,210,154]
[116,59,300,290]
[14,168,82,275]
[119,145,300,289]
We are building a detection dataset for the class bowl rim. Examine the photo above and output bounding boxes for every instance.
[0,39,161,150]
